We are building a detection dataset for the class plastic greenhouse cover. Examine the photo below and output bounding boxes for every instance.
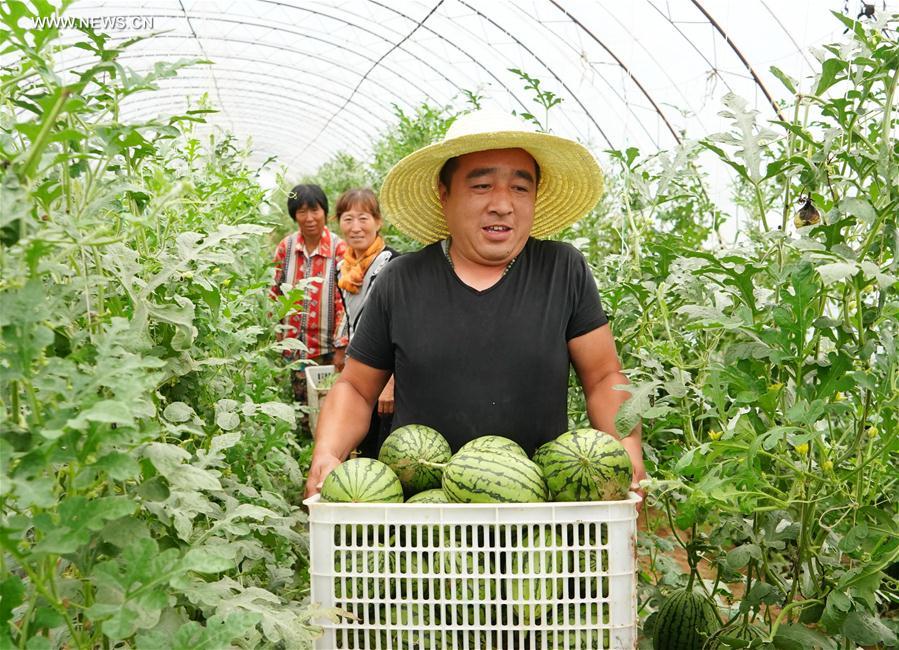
[9,1,899,186]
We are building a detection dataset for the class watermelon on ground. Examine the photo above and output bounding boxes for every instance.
[653,588,720,650]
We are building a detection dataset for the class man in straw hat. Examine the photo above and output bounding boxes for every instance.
[304,109,645,499]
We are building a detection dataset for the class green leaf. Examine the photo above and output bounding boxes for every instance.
[136,612,260,650]
[67,399,135,430]
[94,452,141,480]
[774,623,837,650]
[815,58,848,95]
[25,637,52,650]
[215,410,240,431]
[87,538,184,639]
[258,401,295,425]
[163,402,195,423]
[842,611,898,646]
[676,305,743,329]
[613,381,655,436]
[183,546,236,573]
[137,476,170,502]
[33,496,136,554]
[0,575,25,630]
[726,543,761,569]
[770,65,797,93]
[839,197,876,225]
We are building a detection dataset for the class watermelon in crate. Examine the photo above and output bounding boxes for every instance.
[441,449,548,503]
[538,428,632,501]
[457,435,528,457]
[320,458,404,503]
[378,424,451,497]
[304,493,640,649]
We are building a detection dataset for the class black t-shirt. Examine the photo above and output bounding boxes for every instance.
[347,237,608,455]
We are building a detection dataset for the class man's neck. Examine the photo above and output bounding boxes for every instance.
[447,240,520,291]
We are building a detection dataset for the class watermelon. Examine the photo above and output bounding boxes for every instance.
[704,621,765,649]
[333,547,391,600]
[320,457,403,503]
[532,439,555,467]
[442,449,547,503]
[433,549,497,601]
[378,424,451,496]
[406,488,449,503]
[535,603,611,648]
[539,428,632,501]
[377,604,440,647]
[507,526,564,623]
[653,588,720,650]
[457,435,527,457]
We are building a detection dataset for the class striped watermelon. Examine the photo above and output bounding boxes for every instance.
[406,488,449,503]
[434,550,497,601]
[507,526,564,623]
[539,429,632,501]
[442,449,547,503]
[333,547,390,600]
[653,588,720,650]
[535,603,611,648]
[531,439,554,467]
[378,424,451,496]
[704,621,765,649]
[377,605,439,648]
[457,435,527,457]
[320,457,403,503]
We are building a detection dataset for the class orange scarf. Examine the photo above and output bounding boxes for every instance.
[338,236,385,294]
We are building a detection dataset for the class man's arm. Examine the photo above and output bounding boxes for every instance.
[304,357,390,498]
[568,324,647,494]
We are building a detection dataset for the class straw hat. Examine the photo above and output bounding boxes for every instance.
[380,109,604,244]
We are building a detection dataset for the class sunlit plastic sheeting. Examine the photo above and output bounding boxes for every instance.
[11,0,898,172]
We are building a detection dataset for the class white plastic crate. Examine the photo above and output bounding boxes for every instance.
[304,494,639,649]
[304,364,337,432]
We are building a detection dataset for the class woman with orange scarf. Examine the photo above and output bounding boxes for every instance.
[335,188,398,457]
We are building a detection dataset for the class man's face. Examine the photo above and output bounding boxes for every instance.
[439,148,537,267]
[294,203,326,242]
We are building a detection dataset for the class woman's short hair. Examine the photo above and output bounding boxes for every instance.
[287,184,328,218]
[335,188,381,220]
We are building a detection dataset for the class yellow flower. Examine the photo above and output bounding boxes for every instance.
[795,443,809,456]
[867,426,878,438]
[708,430,722,441]
[769,382,783,392]
[822,460,834,472]
[834,392,844,401]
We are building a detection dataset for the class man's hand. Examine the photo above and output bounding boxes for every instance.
[304,451,342,499]
[630,462,648,513]
[333,348,346,372]
[377,376,395,415]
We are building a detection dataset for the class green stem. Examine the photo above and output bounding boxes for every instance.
[21,87,70,181]
[754,183,770,232]
[768,599,824,639]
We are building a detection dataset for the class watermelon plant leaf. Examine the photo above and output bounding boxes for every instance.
[770,65,798,93]
[613,381,656,437]
[815,58,848,95]
[773,623,838,650]
[135,612,260,650]
[841,611,898,646]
